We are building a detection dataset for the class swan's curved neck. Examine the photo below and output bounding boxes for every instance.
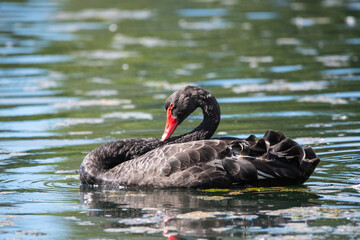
[169,94,220,143]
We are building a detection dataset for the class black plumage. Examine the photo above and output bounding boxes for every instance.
[80,86,320,188]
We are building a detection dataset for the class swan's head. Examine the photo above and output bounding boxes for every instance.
[161,86,211,141]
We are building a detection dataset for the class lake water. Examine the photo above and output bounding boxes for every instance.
[1,0,360,239]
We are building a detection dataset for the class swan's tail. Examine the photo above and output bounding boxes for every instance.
[223,130,321,187]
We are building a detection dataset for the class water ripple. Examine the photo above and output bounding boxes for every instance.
[53,9,153,21]
[0,105,56,117]
[233,80,328,93]
[0,55,73,64]
[102,112,153,120]
[218,95,294,103]
[0,1,56,23]
[0,97,78,105]
[178,18,233,30]
[1,139,101,153]
[346,38,360,45]
[0,90,59,97]
[197,78,268,87]
[269,65,303,73]
[177,8,228,17]
[0,68,47,77]
[321,68,360,75]
[246,12,278,20]
[0,131,58,138]
[0,47,38,55]
[221,111,315,119]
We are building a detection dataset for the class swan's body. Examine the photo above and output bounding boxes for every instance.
[80,86,320,188]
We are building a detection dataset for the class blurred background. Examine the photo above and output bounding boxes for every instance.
[0,0,360,239]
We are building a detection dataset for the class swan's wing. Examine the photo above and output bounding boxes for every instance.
[100,131,320,188]
[158,139,232,188]
[160,131,320,188]
[98,139,228,187]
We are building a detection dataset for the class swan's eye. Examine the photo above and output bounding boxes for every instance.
[168,103,176,111]
[165,103,174,111]
[169,103,177,116]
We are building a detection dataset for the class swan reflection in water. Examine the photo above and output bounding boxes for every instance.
[80,186,319,238]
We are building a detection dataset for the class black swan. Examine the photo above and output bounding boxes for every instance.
[80,86,320,188]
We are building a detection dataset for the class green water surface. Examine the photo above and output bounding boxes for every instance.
[1,0,360,239]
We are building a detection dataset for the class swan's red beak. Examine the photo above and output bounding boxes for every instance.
[161,105,179,141]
